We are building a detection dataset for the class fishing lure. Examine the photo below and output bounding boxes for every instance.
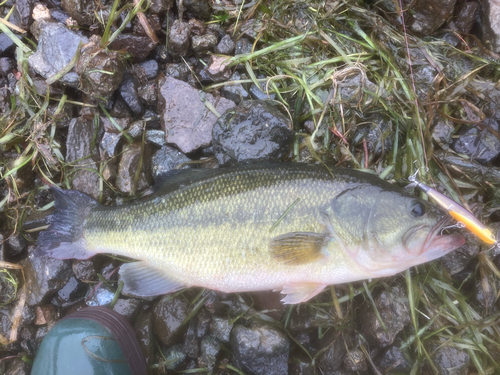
[408,172,497,245]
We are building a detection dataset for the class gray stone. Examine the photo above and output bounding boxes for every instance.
[407,0,457,36]
[377,345,412,373]
[343,348,368,372]
[318,336,347,373]
[145,130,166,147]
[153,296,192,346]
[212,100,293,166]
[191,34,218,53]
[183,0,211,19]
[112,298,141,321]
[119,75,144,116]
[199,335,220,370]
[215,34,235,55]
[151,145,190,180]
[480,0,500,53]
[221,72,249,104]
[205,55,232,82]
[231,323,290,375]
[158,77,235,153]
[28,21,88,87]
[85,286,114,307]
[116,142,151,194]
[430,343,470,375]
[169,20,191,56]
[210,316,233,343]
[165,63,190,81]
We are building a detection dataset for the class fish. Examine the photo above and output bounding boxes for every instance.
[407,174,496,245]
[37,163,465,304]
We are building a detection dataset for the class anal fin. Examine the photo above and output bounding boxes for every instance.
[280,282,327,304]
[119,262,185,297]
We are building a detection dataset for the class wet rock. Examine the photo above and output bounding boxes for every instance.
[66,117,101,200]
[407,0,457,36]
[205,55,232,82]
[210,316,233,343]
[377,345,412,374]
[235,38,253,54]
[72,259,96,282]
[183,319,199,358]
[112,298,141,321]
[33,77,64,97]
[158,77,235,153]
[432,121,454,150]
[134,311,154,364]
[338,73,383,106]
[249,80,275,100]
[0,33,19,57]
[85,286,114,307]
[169,20,191,56]
[4,358,30,375]
[137,81,157,106]
[183,0,211,19]
[145,129,166,146]
[149,0,173,14]
[480,1,500,53]
[0,58,15,76]
[49,8,72,24]
[153,295,191,346]
[188,19,206,36]
[110,96,132,118]
[199,335,220,370]
[440,233,480,275]
[360,283,410,348]
[100,131,122,160]
[21,247,72,306]
[135,59,159,81]
[28,21,88,87]
[231,322,290,375]
[116,142,151,194]
[449,1,478,34]
[212,100,293,166]
[55,276,86,306]
[12,0,34,30]
[221,72,249,103]
[119,75,144,115]
[127,120,146,140]
[318,336,347,373]
[165,63,190,81]
[245,291,286,320]
[452,121,500,164]
[61,0,94,25]
[151,145,191,178]
[429,343,470,375]
[162,344,186,369]
[343,348,368,372]
[191,34,218,54]
[76,37,124,98]
[289,303,335,331]
[352,115,393,160]
[108,34,157,62]
[215,34,235,54]
[289,359,314,375]
[5,234,26,258]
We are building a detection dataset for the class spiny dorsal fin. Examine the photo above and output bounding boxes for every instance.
[270,232,329,266]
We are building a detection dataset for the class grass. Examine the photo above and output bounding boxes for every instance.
[1,0,500,372]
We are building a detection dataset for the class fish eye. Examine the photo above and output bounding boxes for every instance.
[410,201,426,217]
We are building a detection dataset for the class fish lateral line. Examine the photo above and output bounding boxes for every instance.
[408,172,497,246]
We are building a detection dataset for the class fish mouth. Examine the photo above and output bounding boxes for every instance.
[422,216,465,260]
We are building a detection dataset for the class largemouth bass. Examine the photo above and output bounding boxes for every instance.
[38,163,464,304]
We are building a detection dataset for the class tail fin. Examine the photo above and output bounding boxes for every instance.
[37,188,100,260]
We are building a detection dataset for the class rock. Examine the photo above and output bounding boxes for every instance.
[188,19,206,36]
[318,336,347,373]
[0,33,19,57]
[449,1,478,34]
[116,142,152,194]
[289,303,335,331]
[75,38,124,98]
[112,298,141,321]
[66,117,101,200]
[28,21,88,87]
[199,335,220,370]
[153,295,191,346]
[127,120,146,140]
[432,121,454,150]
[377,345,412,374]
[5,234,26,258]
[72,259,97,281]
[215,34,235,54]
[0,58,15,76]
[12,0,34,30]
[337,73,383,106]
[108,34,157,62]
[209,316,233,344]
[440,233,480,275]
[183,0,211,19]
[165,63,190,81]
[480,0,500,53]
[221,72,249,104]
[249,80,275,100]
[205,55,232,82]
[100,131,122,160]
[149,0,173,14]
[134,311,154,364]
[451,123,500,164]
[231,323,290,375]
[135,59,159,80]
[360,283,410,348]
[145,130,166,146]
[85,286,114,307]
[169,20,191,56]
[61,0,94,25]
[119,75,144,115]
[49,8,72,24]
[137,81,157,106]
[343,348,368,372]
[55,276,86,307]
[191,34,218,54]
[0,268,18,305]
[212,100,293,166]
[289,359,314,375]
[4,358,30,375]
[158,77,235,153]
[430,343,470,375]
[352,115,393,160]
[183,319,199,359]
[151,145,191,180]
[162,344,186,369]
[235,38,253,54]
[21,247,72,306]
[407,0,457,36]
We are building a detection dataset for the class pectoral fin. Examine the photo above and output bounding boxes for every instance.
[280,282,327,304]
[119,262,185,297]
[270,232,329,265]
